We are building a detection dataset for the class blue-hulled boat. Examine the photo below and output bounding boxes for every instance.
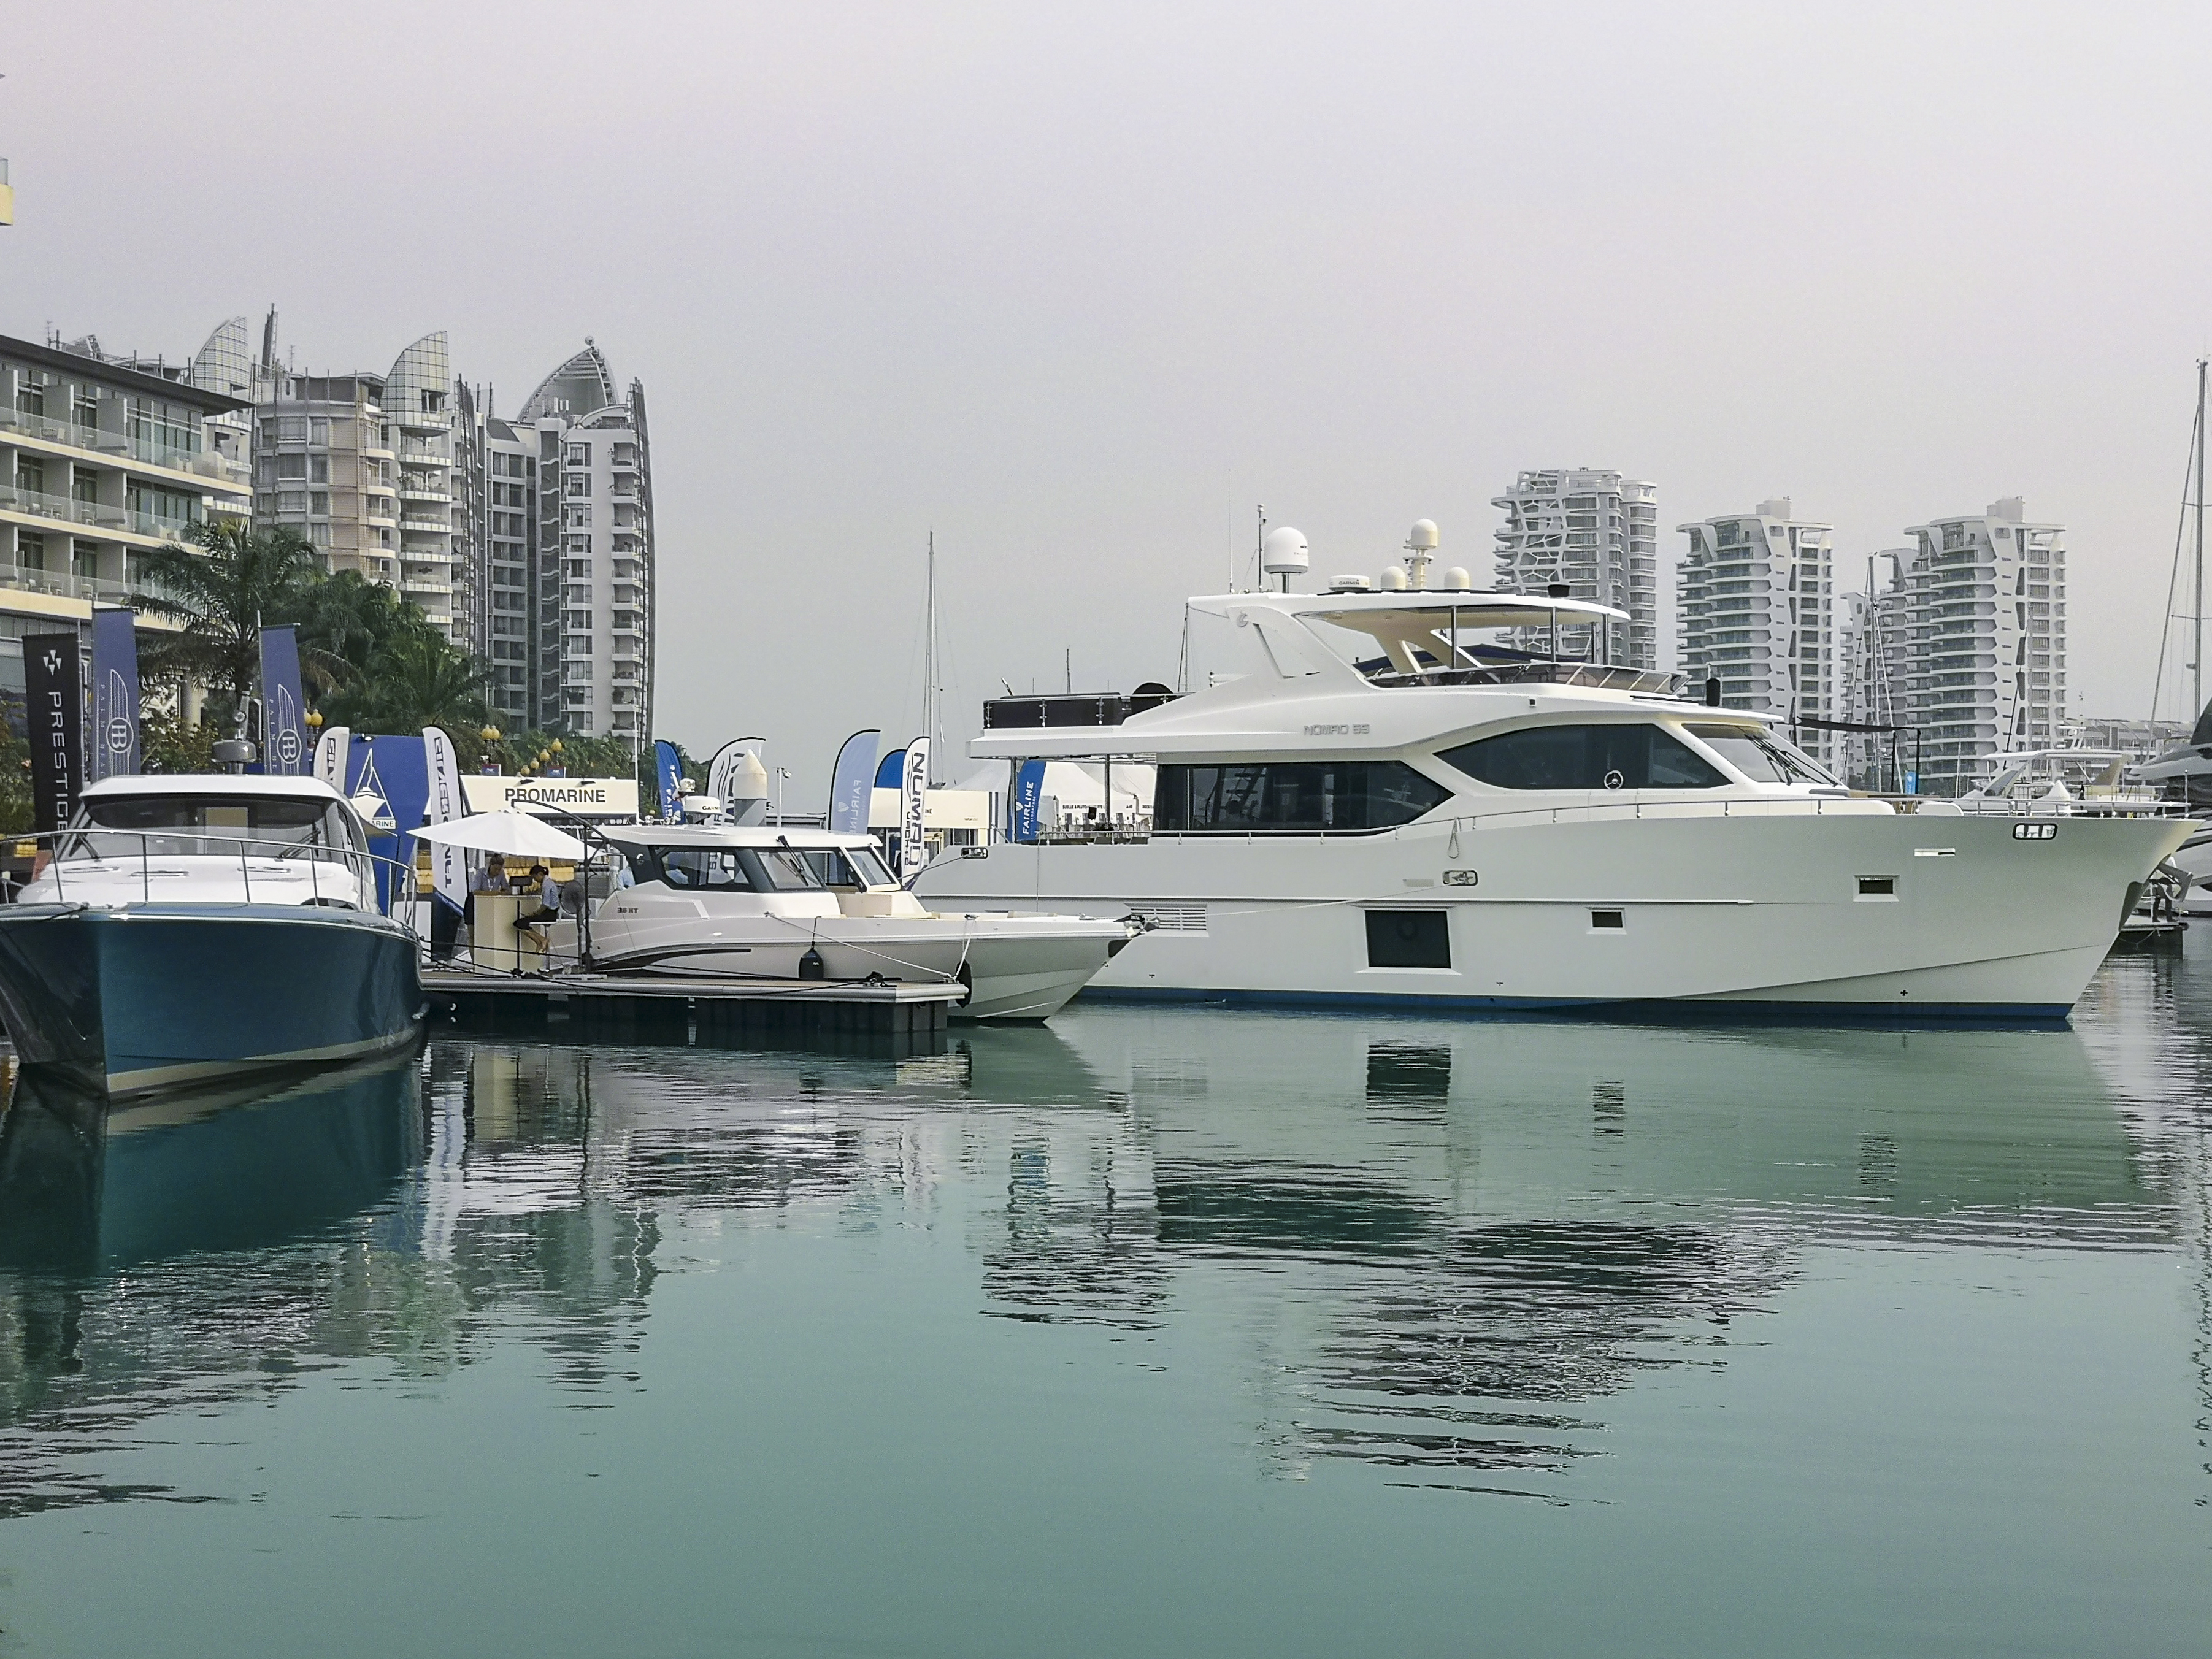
[0,775,424,1098]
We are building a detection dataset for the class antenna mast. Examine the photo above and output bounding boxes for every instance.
[2197,359,2207,721]
[924,531,940,785]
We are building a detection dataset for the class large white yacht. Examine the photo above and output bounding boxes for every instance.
[586,825,1133,1021]
[912,586,2194,1016]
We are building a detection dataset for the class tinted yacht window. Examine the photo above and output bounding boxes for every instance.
[1439,725,1726,791]
[1154,761,1449,833]
[1686,725,1838,786]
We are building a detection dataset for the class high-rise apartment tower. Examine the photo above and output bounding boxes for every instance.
[1676,499,1836,768]
[1490,469,1656,667]
[1891,497,2067,794]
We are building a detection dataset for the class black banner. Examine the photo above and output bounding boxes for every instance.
[23,632,83,837]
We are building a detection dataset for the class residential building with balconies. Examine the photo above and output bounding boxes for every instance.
[1893,497,2067,794]
[508,341,653,745]
[1834,559,1913,791]
[453,380,548,729]
[0,331,253,703]
[1491,468,1657,667]
[1676,498,1837,768]
[247,331,462,642]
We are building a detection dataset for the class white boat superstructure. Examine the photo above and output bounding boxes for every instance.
[22,774,385,910]
[585,825,1132,1020]
[912,587,2195,1016]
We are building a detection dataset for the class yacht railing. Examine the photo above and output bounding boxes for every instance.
[1365,661,1680,695]
[21,828,424,928]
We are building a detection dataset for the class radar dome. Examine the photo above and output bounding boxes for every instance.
[1407,519,1440,552]
[1442,566,1472,589]
[1262,526,1310,577]
[1378,565,1410,591]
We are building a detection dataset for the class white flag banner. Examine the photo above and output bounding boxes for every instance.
[313,725,351,794]
[899,737,930,885]
[421,725,467,914]
[707,744,739,812]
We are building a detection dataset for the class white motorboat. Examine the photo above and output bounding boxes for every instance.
[912,586,2194,1016]
[585,825,1134,1021]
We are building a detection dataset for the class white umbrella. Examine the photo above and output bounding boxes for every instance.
[412,810,590,860]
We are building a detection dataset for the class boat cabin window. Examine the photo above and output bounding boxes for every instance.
[621,843,831,892]
[798,846,896,889]
[1438,725,1726,791]
[629,846,755,890]
[752,848,826,891]
[1684,724,1838,786]
[73,794,355,857]
[1153,761,1450,834]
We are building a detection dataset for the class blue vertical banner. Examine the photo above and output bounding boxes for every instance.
[1010,758,1047,843]
[827,729,880,834]
[653,739,684,820]
[89,607,140,781]
[259,624,308,775]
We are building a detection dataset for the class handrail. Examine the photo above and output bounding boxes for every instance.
[19,826,425,937]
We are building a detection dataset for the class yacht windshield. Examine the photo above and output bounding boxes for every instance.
[752,848,825,891]
[1686,725,1838,786]
[799,846,897,889]
[74,795,342,859]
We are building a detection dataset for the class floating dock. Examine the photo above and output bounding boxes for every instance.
[422,968,963,1041]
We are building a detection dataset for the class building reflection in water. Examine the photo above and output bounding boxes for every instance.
[0,975,2202,1510]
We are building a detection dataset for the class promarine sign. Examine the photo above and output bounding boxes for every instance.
[461,776,642,817]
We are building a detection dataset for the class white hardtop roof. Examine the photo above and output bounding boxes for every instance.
[81,773,348,803]
[597,824,877,849]
[1190,588,1632,630]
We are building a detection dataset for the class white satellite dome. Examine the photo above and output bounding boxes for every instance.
[1262,526,1310,577]
[1407,519,1440,553]
[1442,566,1472,589]
[1378,565,1410,591]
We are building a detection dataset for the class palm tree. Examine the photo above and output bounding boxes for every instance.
[135,520,343,713]
[342,629,494,758]
[294,568,421,687]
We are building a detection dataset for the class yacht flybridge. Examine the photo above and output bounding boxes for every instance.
[912,586,2194,1016]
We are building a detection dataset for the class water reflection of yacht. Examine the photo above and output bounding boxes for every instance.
[962,1004,2168,1481]
[917,588,2191,1013]
[0,1051,423,1270]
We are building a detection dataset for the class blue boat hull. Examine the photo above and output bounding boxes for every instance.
[0,904,424,1097]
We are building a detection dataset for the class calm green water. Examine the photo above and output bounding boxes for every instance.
[1,944,2210,1657]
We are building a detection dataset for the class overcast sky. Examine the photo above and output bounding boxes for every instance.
[6,2,2210,794]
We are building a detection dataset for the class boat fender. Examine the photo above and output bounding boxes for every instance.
[798,946,826,981]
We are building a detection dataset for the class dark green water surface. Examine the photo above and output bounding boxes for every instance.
[1,940,2209,1656]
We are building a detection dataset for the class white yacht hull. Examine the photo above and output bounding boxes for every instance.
[913,810,2194,1016]
[585,909,1128,1021]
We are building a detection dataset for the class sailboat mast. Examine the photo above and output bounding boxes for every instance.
[2197,358,2207,721]
[924,531,939,785]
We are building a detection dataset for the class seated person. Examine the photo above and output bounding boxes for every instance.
[515,862,561,960]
